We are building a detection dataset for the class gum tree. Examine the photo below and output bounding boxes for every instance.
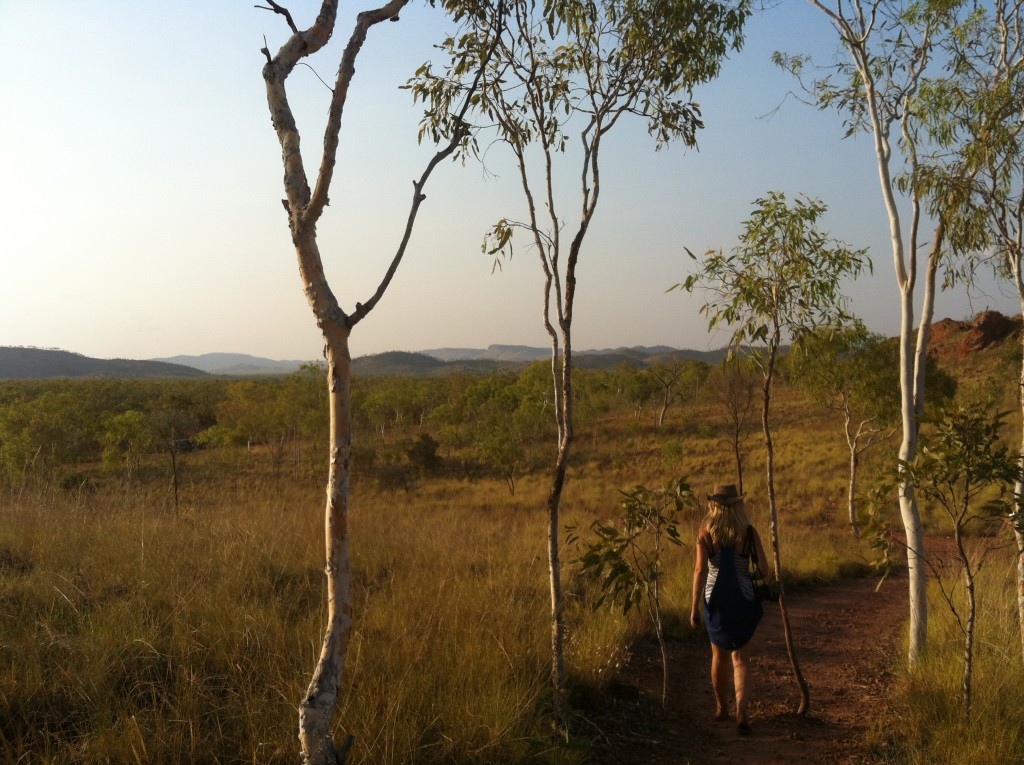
[259,2,500,761]
[648,360,709,428]
[683,191,870,715]
[784,0,972,665]
[411,0,749,727]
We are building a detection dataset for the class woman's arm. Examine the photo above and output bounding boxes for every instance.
[690,530,709,629]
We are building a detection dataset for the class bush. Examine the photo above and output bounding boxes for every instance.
[405,433,442,474]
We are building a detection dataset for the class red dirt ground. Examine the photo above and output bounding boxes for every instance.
[584,571,907,764]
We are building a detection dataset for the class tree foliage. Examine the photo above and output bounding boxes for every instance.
[682,191,870,358]
[569,478,691,705]
[900,401,1021,717]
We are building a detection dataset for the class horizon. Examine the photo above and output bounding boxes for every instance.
[3,305,1014,365]
[2,4,1020,362]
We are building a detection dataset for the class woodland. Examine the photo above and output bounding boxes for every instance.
[1,315,1024,763]
[5,0,1024,762]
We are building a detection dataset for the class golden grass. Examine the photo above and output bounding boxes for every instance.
[865,553,1024,764]
[1,361,1022,763]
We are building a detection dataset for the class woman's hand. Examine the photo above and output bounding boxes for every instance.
[690,609,700,629]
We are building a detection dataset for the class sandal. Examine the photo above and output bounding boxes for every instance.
[737,721,752,735]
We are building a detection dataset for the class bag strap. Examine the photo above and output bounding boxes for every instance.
[746,526,765,579]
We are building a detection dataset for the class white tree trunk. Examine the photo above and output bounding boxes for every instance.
[1014,264,1024,665]
[844,410,860,538]
[866,52,930,667]
[897,289,928,665]
[545,338,572,728]
[1016,467,1024,666]
[901,231,942,664]
[298,324,355,765]
[847,445,859,538]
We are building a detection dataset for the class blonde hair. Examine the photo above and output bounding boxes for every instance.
[702,498,750,550]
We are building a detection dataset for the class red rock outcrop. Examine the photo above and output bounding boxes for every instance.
[963,310,1021,351]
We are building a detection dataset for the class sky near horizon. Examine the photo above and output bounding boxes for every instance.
[0,2,1018,363]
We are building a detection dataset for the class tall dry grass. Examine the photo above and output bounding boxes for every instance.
[0,473,590,764]
[3,368,1000,763]
[865,549,1024,764]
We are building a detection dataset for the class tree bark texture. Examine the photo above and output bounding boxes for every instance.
[844,410,859,538]
[898,230,942,666]
[547,458,568,726]
[897,295,928,666]
[847,443,859,539]
[299,324,355,765]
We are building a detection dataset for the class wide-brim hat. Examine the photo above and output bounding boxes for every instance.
[707,484,744,505]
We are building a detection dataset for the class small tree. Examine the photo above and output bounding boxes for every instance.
[900,403,1020,717]
[569,479,690,706]
[147,405,200,510]
[101,410,153,483]
[704,356,758,494]
[647,360,709,429]
[787,325,900,536]
[618,365,661,422]
[682,190,870,715]
[404,432,442,474]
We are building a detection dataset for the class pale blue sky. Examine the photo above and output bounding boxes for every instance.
[0,1,1016,362]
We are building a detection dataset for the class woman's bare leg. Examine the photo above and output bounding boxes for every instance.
[710,643,731,718]
[732,645,751,725]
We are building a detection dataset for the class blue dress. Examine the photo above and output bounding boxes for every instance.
[702,527,763,650]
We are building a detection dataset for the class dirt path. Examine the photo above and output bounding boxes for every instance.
[585,571,906,764]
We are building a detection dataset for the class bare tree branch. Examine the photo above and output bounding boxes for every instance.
[256,1,300,35]
[351,2,507,326]
[305,0,409,223]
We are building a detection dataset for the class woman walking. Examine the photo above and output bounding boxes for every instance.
[690,483,770,734]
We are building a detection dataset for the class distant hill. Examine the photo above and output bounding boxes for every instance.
[152,353,311,376]
[574,346,727,368]
[423,343,727,367]
[352,351,517,377]
[7,311,1020,382]
[423,344,550,363]
[353,345,729,376]
[0,347,208,380]
[0,343,729,381]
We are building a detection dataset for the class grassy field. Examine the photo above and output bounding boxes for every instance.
[2,327,1024,763]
